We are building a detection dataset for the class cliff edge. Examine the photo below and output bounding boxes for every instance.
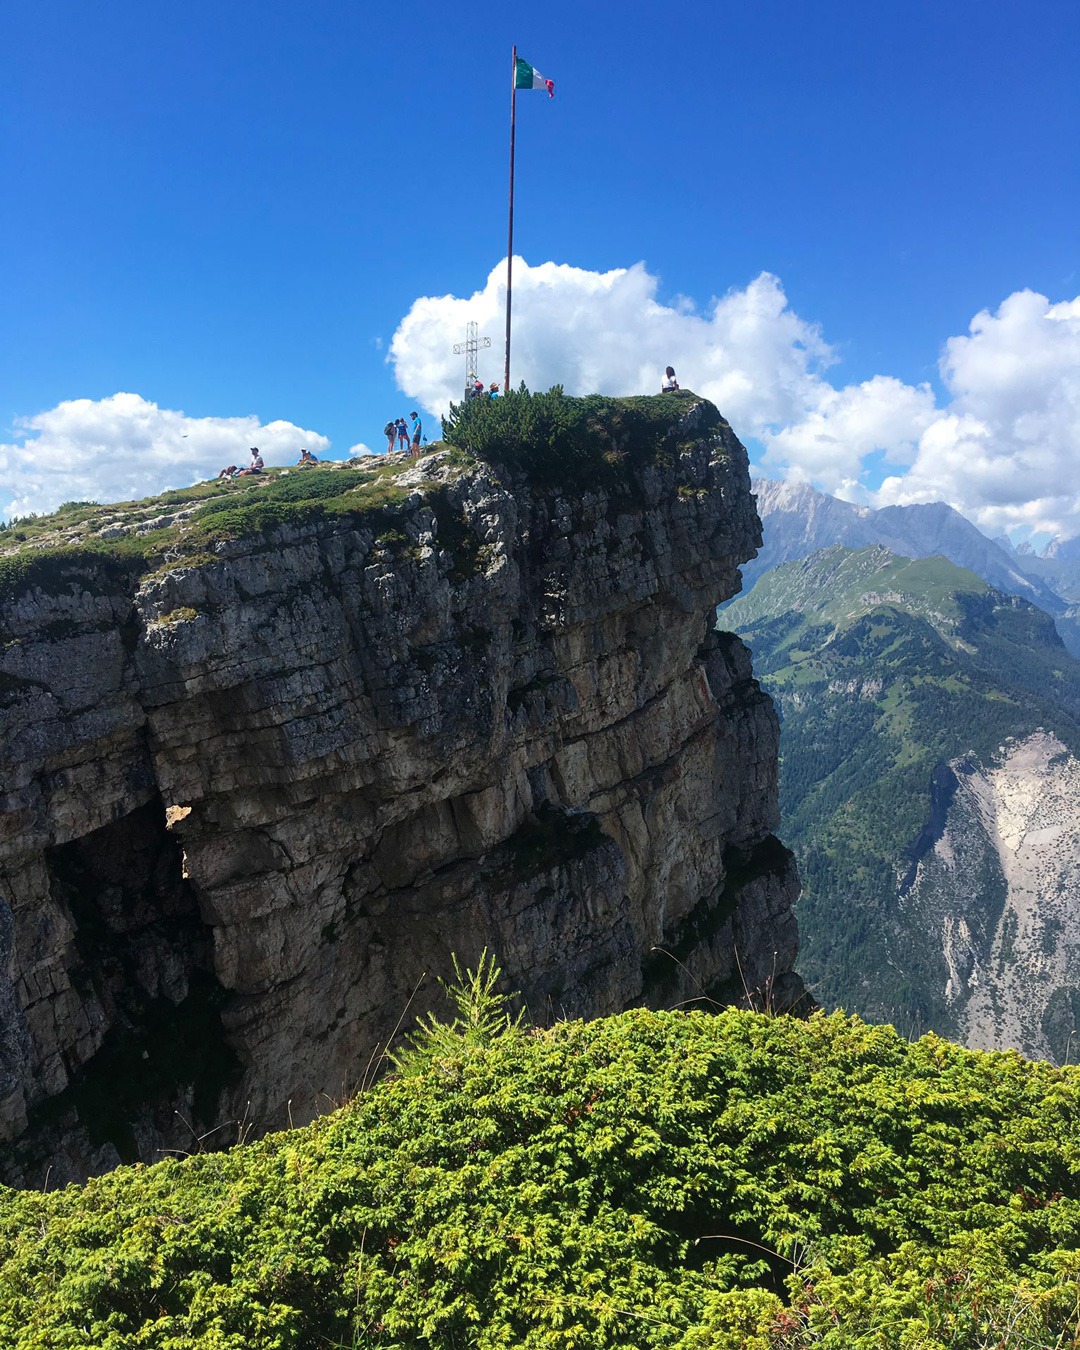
[0,391,802,1184]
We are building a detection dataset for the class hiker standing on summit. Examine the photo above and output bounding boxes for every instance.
[410,411,423,459]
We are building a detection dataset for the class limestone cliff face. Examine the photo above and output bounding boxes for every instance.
[0,401,801,1185]
[904,730,1080,1062]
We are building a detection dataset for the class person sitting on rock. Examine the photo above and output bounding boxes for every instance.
[297,447,319,466]
[217,465,238,479]
[661,366,679,392]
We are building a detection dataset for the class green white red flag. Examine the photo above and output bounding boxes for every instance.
[514,57,554,97]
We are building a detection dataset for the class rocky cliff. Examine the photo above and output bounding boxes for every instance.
[912,731,1080,1062]
[0,394,801,1185]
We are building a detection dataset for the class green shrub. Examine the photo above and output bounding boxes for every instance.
[1,990,1078,1349]
[442,385,716,489]
[156,606,199,626]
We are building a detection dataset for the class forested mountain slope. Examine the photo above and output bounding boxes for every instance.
[726,545,1080,1059]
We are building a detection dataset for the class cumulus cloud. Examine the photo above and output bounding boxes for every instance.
[390,260,835,435]
[392,263,1080,539]
[0,393,331,520]
[8,271,1077,538]
[876,292,1080,537]
[762,375,939,489]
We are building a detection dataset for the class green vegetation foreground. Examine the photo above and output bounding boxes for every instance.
[1,978,1079,1348]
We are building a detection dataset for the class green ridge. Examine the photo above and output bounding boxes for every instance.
[0,389,719,605]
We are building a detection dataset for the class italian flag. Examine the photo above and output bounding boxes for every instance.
[515,57,554,97]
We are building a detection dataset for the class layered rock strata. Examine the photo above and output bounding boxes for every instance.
[0,402,801,1185]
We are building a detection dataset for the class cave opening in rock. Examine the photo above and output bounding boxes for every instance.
[33,796,240,1162]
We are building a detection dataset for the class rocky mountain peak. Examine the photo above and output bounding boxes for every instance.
[0,393,803,1186]
[742,476,1072,649]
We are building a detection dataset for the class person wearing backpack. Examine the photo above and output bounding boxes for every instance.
[384,420,397,454]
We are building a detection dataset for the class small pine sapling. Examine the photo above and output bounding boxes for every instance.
[390,949,525,1078]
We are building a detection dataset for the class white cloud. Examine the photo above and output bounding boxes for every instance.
[390,260,835,435]
[877,292,1080,536]
[763,375,939,487]
[392,262,1080,539]
[0,393,331,520]
[7,272,1077,539]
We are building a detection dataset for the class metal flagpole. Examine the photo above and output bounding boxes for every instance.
[504,44,517,393]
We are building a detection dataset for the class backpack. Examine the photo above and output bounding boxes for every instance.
[383,422,395,437]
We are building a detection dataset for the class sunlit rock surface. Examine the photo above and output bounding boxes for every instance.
[0,402,802,1184]
[908,730,1080,1062]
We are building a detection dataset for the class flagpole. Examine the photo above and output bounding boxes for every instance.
[504,44,517,394]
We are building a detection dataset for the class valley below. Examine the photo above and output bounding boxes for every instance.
[727,525,1080,1063]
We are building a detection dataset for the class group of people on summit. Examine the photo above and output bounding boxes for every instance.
[213,369,679,482]
[383,412,424,458]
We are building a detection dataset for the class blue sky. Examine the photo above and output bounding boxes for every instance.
[2,1,1078,533]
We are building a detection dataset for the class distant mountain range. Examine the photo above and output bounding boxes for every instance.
[724,541,1080,1062]
[997,544,1080,611]
[744,478,1080,658]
